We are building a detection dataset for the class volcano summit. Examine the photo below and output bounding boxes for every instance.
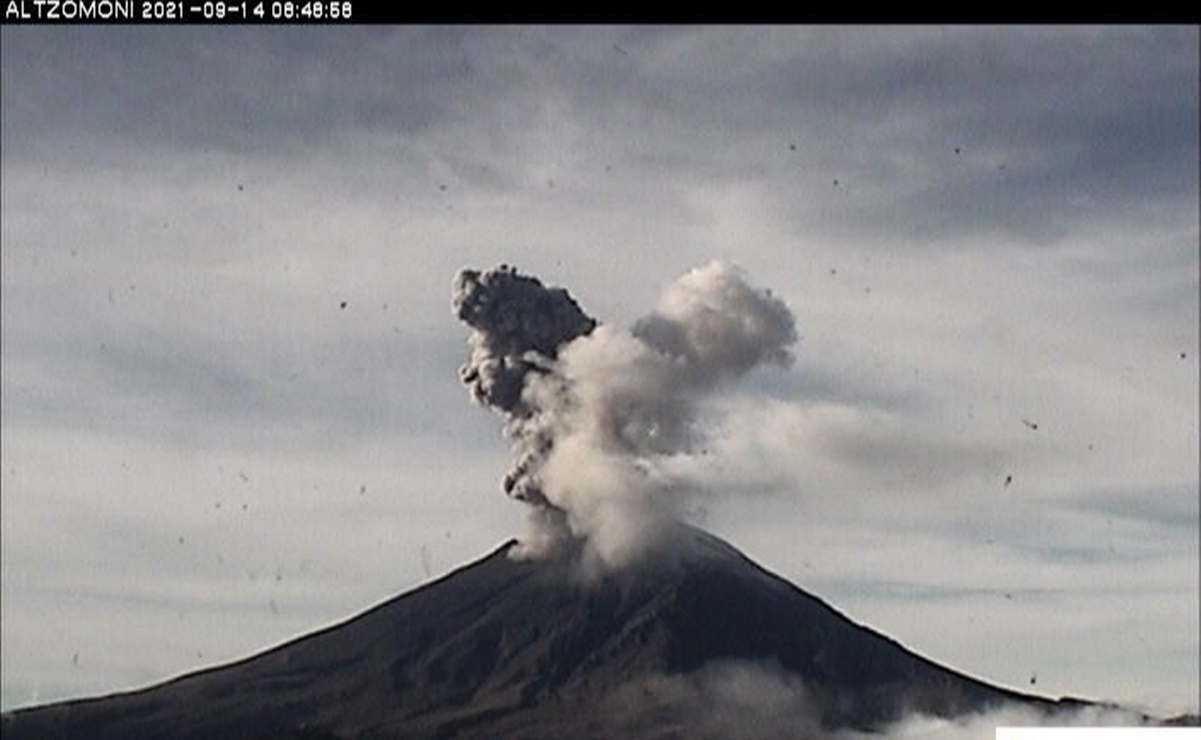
[2,526,1088,740]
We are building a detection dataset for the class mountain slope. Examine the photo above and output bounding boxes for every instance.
[2,527,1075,739]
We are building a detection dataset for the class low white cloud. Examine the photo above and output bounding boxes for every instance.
[600,660,1164,740]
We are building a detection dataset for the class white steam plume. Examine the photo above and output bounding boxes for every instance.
[453,260,797,570]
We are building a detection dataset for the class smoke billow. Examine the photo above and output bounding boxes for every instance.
[453,260,797,570]
[602,660,824,740]
[452,265,597,508]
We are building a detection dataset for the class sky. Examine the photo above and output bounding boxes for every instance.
[1,26,1197,718]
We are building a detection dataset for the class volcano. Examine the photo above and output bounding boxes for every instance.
[3,527,1084,739]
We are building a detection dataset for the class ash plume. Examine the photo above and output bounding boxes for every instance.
[453,260,797,570]
[452,265,597,507]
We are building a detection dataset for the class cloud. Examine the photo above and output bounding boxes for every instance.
[0,27,484,157]
[861,704,1161,740]
[602,660,824,739]
[601,659,1161,740]
[7,27,1195,248]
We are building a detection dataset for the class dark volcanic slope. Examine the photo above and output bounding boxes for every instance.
[4,528,1071,740]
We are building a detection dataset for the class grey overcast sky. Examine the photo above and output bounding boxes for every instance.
[1,26,1197,716]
